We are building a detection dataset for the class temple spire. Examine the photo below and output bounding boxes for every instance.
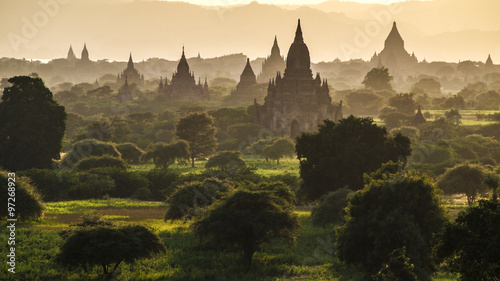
[294,19,304,43]
[127,52,134,69]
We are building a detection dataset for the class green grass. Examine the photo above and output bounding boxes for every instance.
[423,109,500,116]
[44,198,167,214]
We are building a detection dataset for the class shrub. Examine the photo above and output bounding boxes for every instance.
[249,181,297,205]
[61,140,121,169]
[115,143,144,164]
[103,168,150,198]
[0,170,44,220]
[205,151,246,168]
[18,168,78,201]
[437,163,488,205]
[132,187,152,201]
[165,178,232,220]
[311,187,353,227]
[75,155,128,171]
[69,171,115,200]
[56,225,165,276]
[141,169,179,200]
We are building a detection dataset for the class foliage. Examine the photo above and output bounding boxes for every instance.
[296,116,411,200]
[227,122,267,144]
[69,170,115,200]
[389,126,419,140]
[208,107,249,133]
[483,173,500,201]
[141,169,179,200]
[379,112,414,131]
[176,112,218,167]
[205,151,246,168]
[344,90,385,115]
[336,167,447,281]
[193,190,300,268]
[143,140,190,169]
[362,67,393,91]
[61,139,121,169]
[74,155,128,171]
[311,187,353,227]
[263,138,295,164]
[0,170,44,220]
[412,78,441,96]
[434,200,500,281]
[437,163,488,205]
[0,76,66,171]
[248,181,297,205]
[55,225,165,276]
[115,143,144,164]
[388,93,417,113]
[373,247,418,281]
[445,109,462,125]
[102,168,150,198]
[18,168,78,201]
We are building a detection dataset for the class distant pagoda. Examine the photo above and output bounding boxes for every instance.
[117,53,144,86]
[372,22,417,72]
[257,36,286,83]
[158,47,209,102]
[410,105,426,127]
[80,43,90,63]
[231,58,257,95]
[66,45,77,61]
[254,20,342,138]
[117,76,133,103]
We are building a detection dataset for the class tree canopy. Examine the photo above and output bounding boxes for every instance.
[296,116,411,200]
[437,163,488,205]
[0,76,66,171]
[176,112,217,167]
[362,67,393,91]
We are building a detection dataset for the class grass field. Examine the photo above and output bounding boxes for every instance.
[0,197,466,280]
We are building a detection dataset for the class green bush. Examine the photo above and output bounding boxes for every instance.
[165,178,232,220]
[61,139,121,169]
[18,168,78,201]
[132,187,152,201]
[75,155,128,171]
[0,170,44,220]
[311,187,353,227]
[249,181,297,205]
[115,143,144,164]
[141,169,179,200]
[205,151,246,168]
[69,170,115,200]
[102,168,150,198]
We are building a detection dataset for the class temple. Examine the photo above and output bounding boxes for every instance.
[117,53,144,86]
[80,43,90,63]
[257,36,286,83]
[117,76,133,103]
[254,20,342,138]
[158,47,209,102]
[372,22,417,72]
[231,58,257,95]
[410,105,426,127]
[67,45,77,61]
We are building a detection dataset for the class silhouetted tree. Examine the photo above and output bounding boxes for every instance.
[296,116,411,200]
[437,163,487,205]
[0,76,66,171]
[205,151,246,169]
[387,93,417,113]
[176,112,217,167]
[263,137,295,164]
[143,140,190,169]
[362,67,393,91]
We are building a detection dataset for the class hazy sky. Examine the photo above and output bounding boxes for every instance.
[161,0,413,5]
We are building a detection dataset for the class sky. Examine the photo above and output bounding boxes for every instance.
[160,0,416,6]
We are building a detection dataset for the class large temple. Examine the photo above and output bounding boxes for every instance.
[117,53,144,86]
[158,47,209,102]
[257,36,286,83]
[231,58,257,95]
[254,20,342,138]
[371,22,417,72]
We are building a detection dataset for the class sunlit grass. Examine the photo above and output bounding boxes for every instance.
[44,198,167,214]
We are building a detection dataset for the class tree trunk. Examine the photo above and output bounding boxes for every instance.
[276,158,280,165]
[191,156,195,168]
[243,249,254,273]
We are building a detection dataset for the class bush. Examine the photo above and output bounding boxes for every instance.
[18,168,78,201]
[56,225,165,276]
[311,187,353,227]
[132,187,152,201]
[61,140,121,169]
[205,151,246,168]
[165,178,232,220]
[437,162,488,205]
[141,169,179,200]
[115,143,144,164]
[0,170,44,220]
[103,168,150,198]
[249,181,296,205]
[69,171,115,200]
[75,155,128,171]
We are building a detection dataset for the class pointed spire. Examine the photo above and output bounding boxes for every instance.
[486,54,493,66]
[384,21,404,49]
[67,44,76,61]
[159,76,163,89]
[294,19,304,43]
[177,46,190,74]
[127,52,134,69]
[81,43,89,61]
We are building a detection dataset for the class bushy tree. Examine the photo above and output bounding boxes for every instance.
[345,90,385,115]
[115,143,143,164]
[56,225,165,277]
[205,151,246,168]
[176,112,217,167]
[434,200,500,281]
[311,187,353,227]
[362,67,393,91]
[61,139,121,169]
[336,165,447,280]
[0,170,44,220]
[373,247,418,281]
[143,140,190,169]
[296,116,411,200]
[387,93,417,113]
[193,190,300,268]
[437,163,487,205]
[263,137,295,164]
[74,155,128,171]
[0,76,66,171]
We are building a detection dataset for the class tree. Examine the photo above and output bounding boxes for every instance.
[387,93,417,113]
[412,78,441,96]
[56,225,165,277]
[345,90,385,115]
[205,151,246,169]
[311,187,353,227]
[373,247,418,281]
[143,140,190,169]
[362,67,393,91]
[193,190,300,269]
[0,76,66,171]
[209,107,249,134]
[445,109,462,125]
[263,137,295,164]
[115,143,144,164]
[296,116,411,200]
[176,112,217,167]
[336,164,447,280]
[0,170,44,220]
[437,163,487,205]
[434,200,500,281]
[484,173,500,201]
[74,155,128,171]
[61,140,121,169]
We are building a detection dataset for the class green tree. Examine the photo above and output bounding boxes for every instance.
[336,165,447,280]
[387,93,417,113]
[74,155,128,171]
[311,187,353,227]
[437,163,487,205]
[56,225,165,277]
[296,116,411,200]
[373,247,418,281]
[445,109,462,125]
[362,67,393,91]
[176,112,217,167]
[205,151,246,169]
[434,200,500,281]
[263,137,295,164]
[345,90,385,115]
[143,140,190,169]
[0,76,66,171]
[61,140,121,169]
[0,170,44,220]
[193,190,300,269]
[412,78,441,96]
[484,173,500,201]
[115,143,144,164]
